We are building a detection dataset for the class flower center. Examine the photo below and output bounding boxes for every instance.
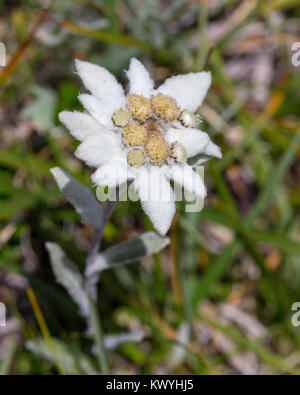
[151,94,179,122]
[115,93,196,167]
[145,136,170,165]
[122,122,147,147]
[179,110,198,128]
[171,141,187,163]
[127,149,146,167]
[112,109,130,127]
[127,94,152,122]
[142,119,163,138]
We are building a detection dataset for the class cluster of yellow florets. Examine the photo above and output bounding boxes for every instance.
[112,93,193,167]
[143,119,163,138]
[122,122,147,147]
[151,94,179,122]
[145,136,170,165]
[127,94,152,122]
[127,149,146,167]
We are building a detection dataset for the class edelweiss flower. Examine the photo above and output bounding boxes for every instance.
[59,58,221,235]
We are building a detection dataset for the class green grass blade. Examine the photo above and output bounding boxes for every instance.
[60,20,152,52]
[246,129,300,225]
[192,240,241,307]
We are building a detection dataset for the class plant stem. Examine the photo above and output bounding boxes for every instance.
[178,252,195,339]
[85,199,116,375]
[172,210,194,338]
[87,201,116,265]
[88,295,110,374]
[86,200,116,297]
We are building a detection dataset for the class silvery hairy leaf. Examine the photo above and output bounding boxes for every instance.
[168,322,190,367]
[103,330,145,351]
[46,242,89,317]
[50,167,103,230]
[26,338,97,375]
[157,322,190,374]
[85,231,169,277]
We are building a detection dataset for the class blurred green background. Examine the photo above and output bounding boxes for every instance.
[1,0,300,375]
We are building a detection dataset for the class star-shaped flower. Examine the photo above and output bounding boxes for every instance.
[59,58,221,235]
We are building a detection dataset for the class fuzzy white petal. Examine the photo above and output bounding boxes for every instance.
[168,164,206,198]
[188,140,222,166]
[59,111,105,142]
[133,167,175,235]
[165,127,210,158]
[91,158,132,188]
[156,71,211,112]
[78,94,115,128]
[126,58,154,98]
[75,132,121,168]
[202,140,222,158]
[75,60,126,112]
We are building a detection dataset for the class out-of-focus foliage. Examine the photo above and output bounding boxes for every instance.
[1,0,300,375]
